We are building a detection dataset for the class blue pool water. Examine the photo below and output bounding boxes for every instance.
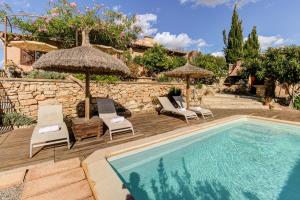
[108,119,300,200]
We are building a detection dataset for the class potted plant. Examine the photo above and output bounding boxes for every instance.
[263,97,272,106]
[2,112,35,129]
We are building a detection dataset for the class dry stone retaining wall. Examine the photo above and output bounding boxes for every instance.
[0,78,186,120]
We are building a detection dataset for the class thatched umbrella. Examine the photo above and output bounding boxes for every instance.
[9,40,58,52]
[165,62,213,109]
[33,29,130,119]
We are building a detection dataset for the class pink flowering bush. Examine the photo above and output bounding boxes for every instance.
[69,2,77,7]
[4,0,141,49]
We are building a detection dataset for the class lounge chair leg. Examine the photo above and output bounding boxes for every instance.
[185,117,189,123]
[132,128,135,136]
[29,143,32,158]
[67,140,71,149]
[109,130,113,141]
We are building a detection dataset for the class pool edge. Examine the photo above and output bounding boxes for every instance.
[82,115,300,200]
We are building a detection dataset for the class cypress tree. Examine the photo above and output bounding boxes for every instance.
[223,5,244,64]
[244,26,260,58]
[244,26,260,76]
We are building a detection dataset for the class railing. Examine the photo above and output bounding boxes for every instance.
[0,82,13,134]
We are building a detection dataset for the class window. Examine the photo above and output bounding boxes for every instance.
[20,50,44,65]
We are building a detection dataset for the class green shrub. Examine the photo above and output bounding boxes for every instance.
[156,74,172,82]
[26,70,67,80]
[168,87,182,97]
[2,112,35,127]
[294,96,300,110]
[73,74,120,84]
[92,75,120,84]
[133,55,143,65]
[73,73,86,81]
[195,83,203,89]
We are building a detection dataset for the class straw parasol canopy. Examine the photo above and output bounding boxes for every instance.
[33,46,130,75]
[165,62,213,109]
[9,40,58,52]
[33,29,130,119]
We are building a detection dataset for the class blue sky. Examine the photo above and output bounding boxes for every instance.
[1,0,300,60]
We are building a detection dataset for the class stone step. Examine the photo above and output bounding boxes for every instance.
[0,169,26,189]
[22,168,86,199]
[202,101,262,105]
[26,158,81,181]
[213,94,261,100]
[23,180,93,200]
[205,105,268,109]
[202,97,262,103]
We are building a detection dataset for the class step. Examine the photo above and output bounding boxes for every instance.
[0,169,26,189]
[22,168,86,199]
[26,158,81,181]
[213,94,261,100]
[23,180,93,200]
[202,97,261,102]
[205,105,267,109]
[202,101,263,105]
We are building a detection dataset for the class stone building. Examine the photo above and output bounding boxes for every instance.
[1,32,187,74]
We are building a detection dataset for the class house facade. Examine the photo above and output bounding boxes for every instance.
[1,33,187,73]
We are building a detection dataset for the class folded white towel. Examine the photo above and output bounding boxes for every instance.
[178,108,186,112]
[194,107,202,111]
[111,116,125,123]
[39,125,60,134]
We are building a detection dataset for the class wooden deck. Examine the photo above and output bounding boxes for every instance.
[1,109,300,172]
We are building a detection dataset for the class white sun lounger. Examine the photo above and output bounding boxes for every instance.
[173,96,214,119]
[97,99,134,140]
[30,104,70,158]
[157,97,199,123]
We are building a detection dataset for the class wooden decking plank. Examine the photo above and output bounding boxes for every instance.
[0,109,300,171]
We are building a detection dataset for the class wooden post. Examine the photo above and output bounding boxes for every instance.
[85,71,90,119]
[186,75,190,109]
[75,30,78,47]
[4,16,8,68]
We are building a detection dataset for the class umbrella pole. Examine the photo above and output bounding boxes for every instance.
[85,71,90,119]
[186,75,190,109]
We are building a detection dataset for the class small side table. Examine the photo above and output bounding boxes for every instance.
[72,116,103,141]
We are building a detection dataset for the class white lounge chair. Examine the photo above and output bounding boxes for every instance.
[173,96,214,119]
[30,104,70,158]
[97,99,134,140]
[157,97,199,123]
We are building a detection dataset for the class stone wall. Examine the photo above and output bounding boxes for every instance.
[0,78,186,120]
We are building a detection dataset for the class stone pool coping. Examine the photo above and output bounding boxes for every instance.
[82,115,300,200]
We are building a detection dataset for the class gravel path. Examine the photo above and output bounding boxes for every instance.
[0,184,23,200]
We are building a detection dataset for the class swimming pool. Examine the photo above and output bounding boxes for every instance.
[108,118,300,200]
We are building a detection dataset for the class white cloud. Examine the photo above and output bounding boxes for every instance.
[135,13,158,36]
[211,51,224,57]
[112,5,121,11]
[154,32,207,50]
[258,35,288,50]
[179,0,259,8]
[135,13,208,51]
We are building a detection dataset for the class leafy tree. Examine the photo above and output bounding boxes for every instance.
[192,54,227,77]
[243,26,260,77]
[257,46,300,105]
[223,5,244,64]
[142,45,170,73]
[1,0,140,49]
[168,56,186,70]
[141,45,186,73]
